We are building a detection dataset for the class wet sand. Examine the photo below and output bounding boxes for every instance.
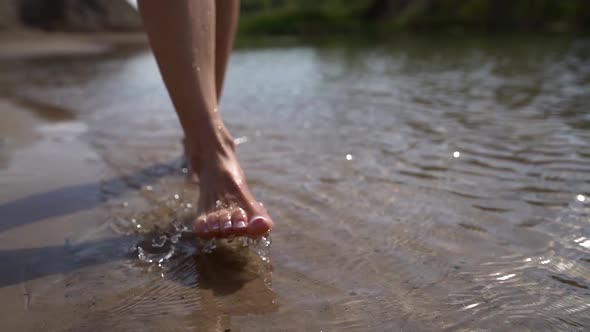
[0,97,113,330]
[0,96,275,331]
[0,33,279,331]
[1,35,589,331]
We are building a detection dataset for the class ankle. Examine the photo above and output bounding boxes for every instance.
[185,122,236,172]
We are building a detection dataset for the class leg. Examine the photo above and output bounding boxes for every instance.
[183,0,238,181]
[138,0,273,238]
[182,0,239,180]
[215,0,240,99]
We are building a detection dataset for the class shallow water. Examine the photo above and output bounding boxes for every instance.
[1,36,590,331]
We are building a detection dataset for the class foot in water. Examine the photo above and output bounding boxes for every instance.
[182,138,199,184]
[187,130,273,239]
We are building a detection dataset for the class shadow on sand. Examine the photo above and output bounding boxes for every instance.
[0,157,276,308]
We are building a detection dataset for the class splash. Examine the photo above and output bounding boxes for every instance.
[132,220,272,267]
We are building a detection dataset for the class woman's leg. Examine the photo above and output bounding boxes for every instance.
[182,0,239,180]
[215,0,240,99]
[138,0,273,238]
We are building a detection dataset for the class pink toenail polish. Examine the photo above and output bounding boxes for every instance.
[250,216,266,225]
[223,221,232,230]
[236,221,247,229]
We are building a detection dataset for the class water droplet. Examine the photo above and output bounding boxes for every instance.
[182,168,189,174]
[346,154,353,161]
[576,194,586,202]
[122,201,129,207]
[185,203,192,209]
[234,136,248,145]
[145,185,153,191]
[136,224,142,229]
[173,194,180,200]
[453,151,461,158]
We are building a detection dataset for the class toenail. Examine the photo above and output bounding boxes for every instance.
[223,220,232,230]
[235,221,247,229]
[250,216,266,225]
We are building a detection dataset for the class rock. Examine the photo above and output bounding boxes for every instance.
[0,1,20,30]
[2,0,142,32]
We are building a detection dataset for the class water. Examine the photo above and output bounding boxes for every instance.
[1,36,590,331]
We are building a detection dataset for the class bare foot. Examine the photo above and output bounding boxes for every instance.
[187,130,273,239]
[182,135,247,184]
[182,138,199,184]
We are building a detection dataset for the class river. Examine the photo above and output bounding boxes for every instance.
[0,35,589,331]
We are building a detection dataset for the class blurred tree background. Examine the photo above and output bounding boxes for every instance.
[239,0,590,35]
[0,0,588,34]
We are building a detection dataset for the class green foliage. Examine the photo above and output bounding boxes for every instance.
[238,0,590,35]
[239,0,372,35]
[239,8,362,35]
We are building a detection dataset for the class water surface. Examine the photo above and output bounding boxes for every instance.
[1,36,589,331]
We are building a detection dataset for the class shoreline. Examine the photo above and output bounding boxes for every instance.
[0,29,148,58]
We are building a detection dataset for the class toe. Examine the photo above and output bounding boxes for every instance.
[247,214,273,237]
[219,210,233,237]
[206,212,221,236]
[231,207,248,235]
[193,215,209,238]
[242,200,273,237]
